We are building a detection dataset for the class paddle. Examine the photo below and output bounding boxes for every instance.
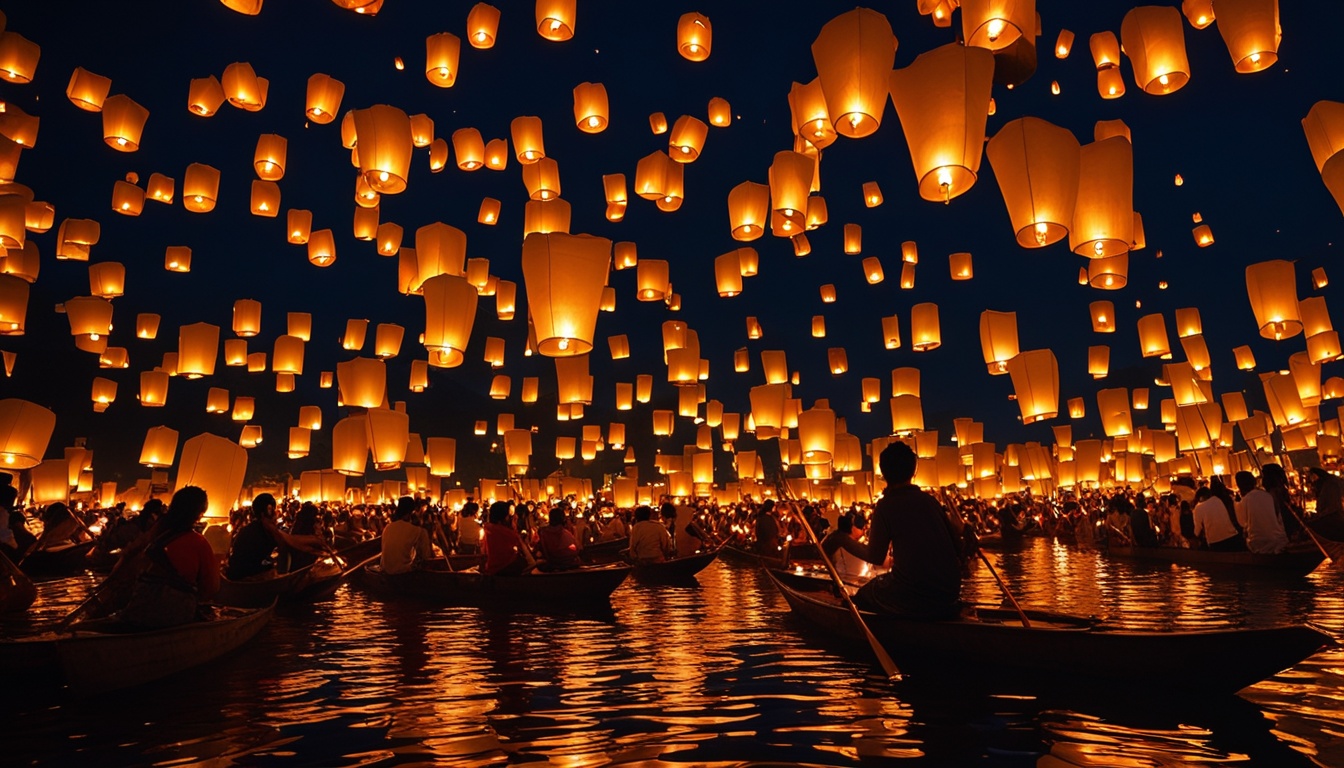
[777,473,902,682]
[0,548,36,613]
[937,489,1032,628]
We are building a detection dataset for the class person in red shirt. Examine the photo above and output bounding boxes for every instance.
[115,485,221,628]
[483,501,530,576]
[537,508,581,571]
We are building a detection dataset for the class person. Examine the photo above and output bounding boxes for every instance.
[536,508,582,571]
[286,502,336,571]
[854,442,963,619]
[1234,471,1288,554]
[483,501,529,576]
[754,499,781,556]
[628,505,673,564]
[380,496,433,575]
[457,502,483,555]
[1104,497,1132,544]
[1125,495,1159,547]
[668,504,711,558]
[1262,463,1304,537]
[821,512,871,581]
[0,481,20,559]
[600,508,628,541]
[113,486,220,628]
[1192,486,1245,551]
[225,493,286,580]
[1307,468,1344,540]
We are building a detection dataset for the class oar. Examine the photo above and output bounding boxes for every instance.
[938,489,1032,628]
[1283,500,1343,568]
[0,548,36,613]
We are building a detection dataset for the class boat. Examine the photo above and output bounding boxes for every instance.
[0,601,274,695]
[719,540,821,568]
[1104,541,1325,576]
[19,540,96,578]
[765,568,1332,696]
[356,560,631,607]
[215,537,385,607]
[579,536,629,565]
[629,548,719,582]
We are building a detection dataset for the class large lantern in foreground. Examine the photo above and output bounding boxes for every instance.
[986,117,1079,247]
[810,8,897,139]
[175,433,247,521]
[0,398,55,470]
[1245,259,1302,340]
[353,105,412,194]
[1007,349,1058,423]
[1120,5,1190,95]
[1070,137,1133,258]
[521,232,610,356]
[422,274,478,367]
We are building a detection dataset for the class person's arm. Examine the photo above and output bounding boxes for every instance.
[1192,507,1206,539]
[861,508,891,566]
[415,527,434,562]
[195,536,221,599]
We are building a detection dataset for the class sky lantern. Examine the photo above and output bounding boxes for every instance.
[422,274,478,367]
[603,174,628,222]
[305,73,343,124]
[521,232,609,357]
[727,181,768,241]
[139,425,178,468]
[890,395,924,435]
[888,43,993,203]
[522,157,561,201]
[1088,253,1127,290]
[707,97,731,127]
[573,82,608,133]
[1136,313,1171,358]
[332,415,369,475]
[1175,307,1202,337]
[250,181,279,217]
[221,62,267,111]
[669,115,708,162]
[788,79,836,150]
[182,163,219,213]
[366,407,409,470]
[415,222,467,286]
[223,339,247,366]
[979,310,1019,374]
[811,8,897,139]
[1070,137,1133,258]
[1180,335,1212,372]
[138,370,169,406]
[337,358,386,409]
[768,151,812,231]
[536,0,576,41]
[177,322,219,378]
[511,116,545,163]
[677,12,711,61]
[986,117,1079,247]
[556,355,595,404]
[1245,259,1302,339]
[88,262,125,298]
[1121,6,1190,95]
[636,259,669,301]
[828,348,848,374]
[1097,388,1134,437]
[1,241,38,282]
[64,296,112,343]
[0,32,39,83]
[206,387,230,412]
[1215,0,1279,73]
[863,257,885,284]
[342,318,368,350]
[0,398,53,470]
[307,229,336,267]
[377,222,404,254]
[1302,102,1344,215]
[911,303,941,351]
[715,251,743,297]
[799,404,836,464]
[961,0,1034,51]
[948,252,973,280]
[231,396,256,422]
[425,32,461,87]
[287,209,312,244]
[354,105,412,194]
[882,315,901,350]
[273,335,305,374]
[286,312,311,342]
[1007,349,1058,423]
[1056,29,1075,58]
[0,275,28,334]
[111,180,144,216]
[288,427,311,459]
[1090,31,1121,69]
[467,3,500,48]
[101,95,148,151]
[1290,351,1323,406]
[452,128,485,171]
[1183,0,1215,28]
[254,134,286,180]
[188,76,226,117]
[25,200,56,230]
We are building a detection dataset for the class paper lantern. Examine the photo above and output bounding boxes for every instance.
[1056,29,1075,58]
[462,2,500,48]
[890,395,924,435]
[979,310,1019,375]
[522,233,610,356]
[1097,388,1134,437]
[911,303,941,351]
[247,353,266,373]
[675,12,712,61]
[0,32,39,83]
[1070,138,1133,258]
[101,94,148,152]
[284,312,311,342]
[138,370,169,407]
[177,322,219,379]
[705,97,732,129]
[282,210,312,246]
[573,82,608,133]
[425,32,460,87]
[725,181,769,241]
[881,315,902,350]
[767,151,813,233]
[0,399,54,469]
[961,0,1034,51]
[65,296,112,344]
[798,405,836,464]
[1088,252,1128,290]
[67,66,111,111]
[669,116,708,162]
[511,116,545,163]
[1192,224,1214,247]
[337,357,386,409]
[522,157,561,201]
[252,134,287,182]
[636,259,669,302]
[944,252,972,281]
[249,181,279,217]
[1087,345,1110,378]
[88,262,124,299]
[307,229,336,267]
[1183,0,1216,28]
[182,163,219,213]
[354,105,412,194]
[422,274,478,367]
[811,8,896,139]
[986,117,1079,247]
[222,62,266,111]
[788,78,836,151]
[1215,0,1280,73]
[110,180,144,216]
[536,0,575,40]
[223,339,247,367]
[1181,335,1212,372]
[1245,260,1302,340]
[1090,31,1121,70]
[888,43,993,203]
[305,73,343,123]
[1136,313,1170,358]
[1121,6,1190,95]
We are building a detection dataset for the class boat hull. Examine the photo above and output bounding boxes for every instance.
[630,549,719,582]
[216,537,384,607]
[357,561,631,607]
[766,569,1330,695]
[1106,543,1324,576]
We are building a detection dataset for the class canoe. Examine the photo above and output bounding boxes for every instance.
[719,541,821,568]
[630,549,719,582]
[0,601,273,695]
[1105,542,1324,576]
[216,537,385,607]
[766,569,1332,696]
[357,560,631,607]
[579,537,629,565]
[20,540,96,578]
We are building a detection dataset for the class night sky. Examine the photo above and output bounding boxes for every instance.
[0,0,1336,496]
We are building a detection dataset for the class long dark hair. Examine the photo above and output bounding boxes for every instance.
[162,486,208,534]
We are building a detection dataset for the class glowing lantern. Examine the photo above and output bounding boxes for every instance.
[636,259,669,302]
[425,32,461,87]
[250,181,279,217]
[890,395,924,435]
[986,117,1079,247]
[1090,31,1121,69]
[222,62,266,111]
[536,0,575,40]
[1056,29,1075,58]
[1136,314,1171,358]
[0,275,26,334]
[101,95,148,152]
[1181,335,1212,372]
[111,181,144,216]
[960,0,1034,51]
[463,3,500,48]
[573,82,608,133]
[187,76,225,117]
[811,8,897,139]
[305,73,343,124]
[0,32,39,83]
[182,163,219,212]
[354,105,412,194]
[1121,6,1190,95]
[88,262,125,299]
[882,315,901,350]
[307,229,336,267]
[820,284,837,303]
[1216,0,1280,74]
[1088,346,1110,378]
[947,252,973,280]
[511,116,545,164]
[64,296,112,345]
[715,251,744,297]
[522,233,610,357]
[1006,350,1058,423]
[1097,388,1134,437]
[669,116,708,162]
[422,274,478,367]
[285,209,312,245]
[1245,260,1302,340]
[231,396,256,422]
[67,67,111,111]
[176,322,219,379]
[911,303,941,351]
[1088,253,1128,290]
[1070,138,1133,258]
[337,358,386,409]
[979,310,1019,374]
[727,181,769,241]
[1097,66,1126,100]
[1192,224,1214,247]
[1183,0,1216,28]
[522,157,561,200]
[138,370,168,407]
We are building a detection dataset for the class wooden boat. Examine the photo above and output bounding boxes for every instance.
[0,601,274,695]
[719,540,821,568]
[766,569,1332,696]
[20,540,95,578]
[216,537,385,607]
[629,548,719,582]
[357,560,631,606]
[579,537,629,565]
[1105,541,1324,576]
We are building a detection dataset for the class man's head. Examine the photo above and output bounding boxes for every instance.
[394,496,419,521]
[488,500,512,525]
[548,508,566,527]
[878,441,918,484]
[634,505,653,522]
[250,493,276,521]
[1235,470,1258,495]
[660,502,677,520]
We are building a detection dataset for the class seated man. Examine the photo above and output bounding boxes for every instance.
[380,496,433,575]
[821,512,872,581]
[225,493,286,580]
[665,503,710,558]
[456,502,483,555]
[1192,486,1246,552]
[754,499,781,556]
[628,505,673,564]
[536,508,582,571]
[1235,471,1288,554]
[483,501,529,576]
[854,442,963,619]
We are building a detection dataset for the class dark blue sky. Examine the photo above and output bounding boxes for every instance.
[0,0,1337,492]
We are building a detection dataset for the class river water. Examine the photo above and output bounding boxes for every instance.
[7,538,1344,767]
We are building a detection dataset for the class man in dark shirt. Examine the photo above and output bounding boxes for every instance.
[225,493,285,580]
[854,442,963,619]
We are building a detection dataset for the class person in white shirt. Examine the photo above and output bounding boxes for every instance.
[1192,487,1245,552]
[1234,471,1288,554]
[380,497,433,575]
